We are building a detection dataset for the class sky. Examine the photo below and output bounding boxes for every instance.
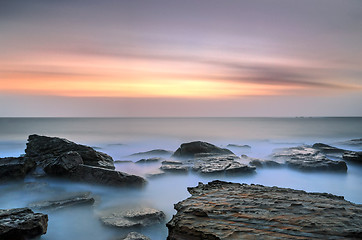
[1,0,362,117]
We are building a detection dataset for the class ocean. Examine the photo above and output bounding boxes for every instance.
[0,117,361,240]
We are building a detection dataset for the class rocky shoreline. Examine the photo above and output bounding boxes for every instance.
[1,135,361,239]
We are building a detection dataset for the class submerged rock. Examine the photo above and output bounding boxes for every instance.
[28,192,95,210]
[172,141,233,158]
[0,157,36,181]
[119,232,151,240]
[339,138,362,147]
[130,149,173,157]
[160,164,189,172]
[25,134,114,169]
[312,143,346,154]
[135,157,162,164]
[343,151,362,163]
[192,155,255,174]
[167,180,362,240]
[0,208,48,240]
[272,146,347,172]
[226,144,251,149]
[99,207,165,228]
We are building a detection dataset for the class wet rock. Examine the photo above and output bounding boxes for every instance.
[99,207,165,228]
[43,151,83,176]
[135,157,162,164]
[0,208,48,240]
[160,164,189,172]
[114,160,133,163]
[312,143,346,154]
[130,149,173,157]
[192,155,255,174]
[343,151,362,163]
[249,159,282,168]
[0,157,36,181]
[167,180,362,240]
[172,141,233,158]
[28,192,95,210]
[145,170,166,178]
[272,146,347,172]
[25,134,114,169]
[119,232,151,240]
[69,165,146,187]
[226,144,251,149]
[161,160,183,165]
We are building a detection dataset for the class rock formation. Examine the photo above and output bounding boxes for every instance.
[172,141,233,158]
[167,180,362,240]
[28,192,95,210]
[0,157,36,181]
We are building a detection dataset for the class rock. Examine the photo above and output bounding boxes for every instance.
[43,151,83,176]
[226,144,251,149]
[249,159,282,168]
[0,208,48,240]
[272,146,347,172]
[343,151,362,163]
[192,155,255,174]
[69,165,146,187]
[135,157,162,164]
[28,192,95,210]
[167,180,362,240]
[339,138,362,147]
[99,207,165,228]
[312,143,346,154]
[172,141,234,158]
[25,134,114,169]
[129,149,173,157]
[0,157,36,181]
[160,164,189,172]
[161,160,183,165]
[118,232,151,240]
[114,160,133,163]
[145,170,166,178]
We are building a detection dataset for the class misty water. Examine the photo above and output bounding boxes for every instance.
[0,117,361,240]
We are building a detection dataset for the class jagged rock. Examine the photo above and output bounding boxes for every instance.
[172,141,234,158]
[167,181,362,240]
[43,151,83,176]
[0,157,36,181]
[312,143,346,154]
[272,146,347,172]
[192,155,255,174]
[99,207,165,228]
[25,134,114,169]
[69,165,146,187]
[129,149,173,157]
[0,208,48,240]
[28,192,95,210]
[226,144,251,149]
[135,157,162,164]
[343,151,362,163]
[118,232,151,240]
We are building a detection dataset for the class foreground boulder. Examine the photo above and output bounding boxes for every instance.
[0,157,36,181]
[0,208,48,240]
[167,181,362,240]
[172,141,233,158]
[99,207,165,228]
[272,146,347,172]
[28,192,95,210]
[25,134,114,169]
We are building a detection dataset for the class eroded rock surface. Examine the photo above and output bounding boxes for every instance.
[192,155,255,174]
[25,134,114,169]
[172,141,233,158]
[167,181,362,240]
[136,157,162,164]
[99,207,165,228]
[28,192,95,210]
[312,143,346,153]
[0,157,36,181]
[119,232,151,240]
[0,208,48,240]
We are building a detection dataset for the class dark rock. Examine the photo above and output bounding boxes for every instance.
[226,144,251,149]
[161,160,183,165]
[129,149,173,157]
[135,157,162,164]
[0,157,36,181]
[249,159,282,168]
[339,138,362,147]
[343,151,362,163]
[114,160,133,163]
[160,164,189,172]
[25,134,114,169]
[28,192,95,210]
[99,207,165,228]
[69,165,146,187]
[119,232,151,240]
[167,181,362,240]
[272,146,347,172]
[0,208,48,240]
[43,151,83,176]
[172,141,234,158]
[312,143,346,154]
[192,155,255,174]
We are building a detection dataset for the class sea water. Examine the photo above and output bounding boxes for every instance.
[0,117,361,240]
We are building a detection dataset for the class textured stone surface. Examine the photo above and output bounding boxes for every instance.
[119,232,151,240]
[192,155,255,174]
[130,149,173,157]
[25,134,114,169]
[99,207,165,228]
[272,146,347,171]
[136,157,162,164]
[312,143,346,153]
[167,181,362,240]
[343,151,362,163]
[172,141,233,158]
[0,208,48,240]
[28,192,95,210]
[43,151,83,176]
[0,157,36,181]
